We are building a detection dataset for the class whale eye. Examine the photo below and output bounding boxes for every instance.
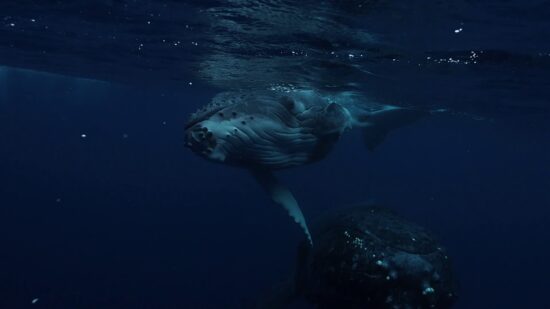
[219,112,224,117]
[241,121,246,125]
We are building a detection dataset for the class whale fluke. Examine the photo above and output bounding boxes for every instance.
[251,169,313,246]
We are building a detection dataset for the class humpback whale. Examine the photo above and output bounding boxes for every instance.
[184,89,424,244]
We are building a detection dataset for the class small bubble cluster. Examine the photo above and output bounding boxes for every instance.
[426,50,482,65]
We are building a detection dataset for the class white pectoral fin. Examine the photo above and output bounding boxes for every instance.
[251,169,313,246]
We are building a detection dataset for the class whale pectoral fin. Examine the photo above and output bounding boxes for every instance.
[362,107,426,151]
[251,169,313,246]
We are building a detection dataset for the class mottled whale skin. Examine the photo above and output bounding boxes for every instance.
[184,89,424,245]
[185,90,353,170]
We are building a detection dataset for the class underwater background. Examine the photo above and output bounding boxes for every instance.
[1,1,549,308]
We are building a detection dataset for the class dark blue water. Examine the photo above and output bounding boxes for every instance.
[1,1,549,308]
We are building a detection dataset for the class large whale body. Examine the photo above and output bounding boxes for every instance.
[184,89,424,244]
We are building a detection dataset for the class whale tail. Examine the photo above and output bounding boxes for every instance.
[353,105,427,151]
[332,92,429,150]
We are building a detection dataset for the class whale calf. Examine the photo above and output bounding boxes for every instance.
[184,89,424,244]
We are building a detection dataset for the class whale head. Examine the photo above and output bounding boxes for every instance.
[184,107,262,164]
[184,91,349,169]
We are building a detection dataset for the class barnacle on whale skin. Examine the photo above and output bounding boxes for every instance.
[187,102,230,129]
[186,92,250,129]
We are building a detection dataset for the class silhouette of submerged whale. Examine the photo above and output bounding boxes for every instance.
[184,89,424,245]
